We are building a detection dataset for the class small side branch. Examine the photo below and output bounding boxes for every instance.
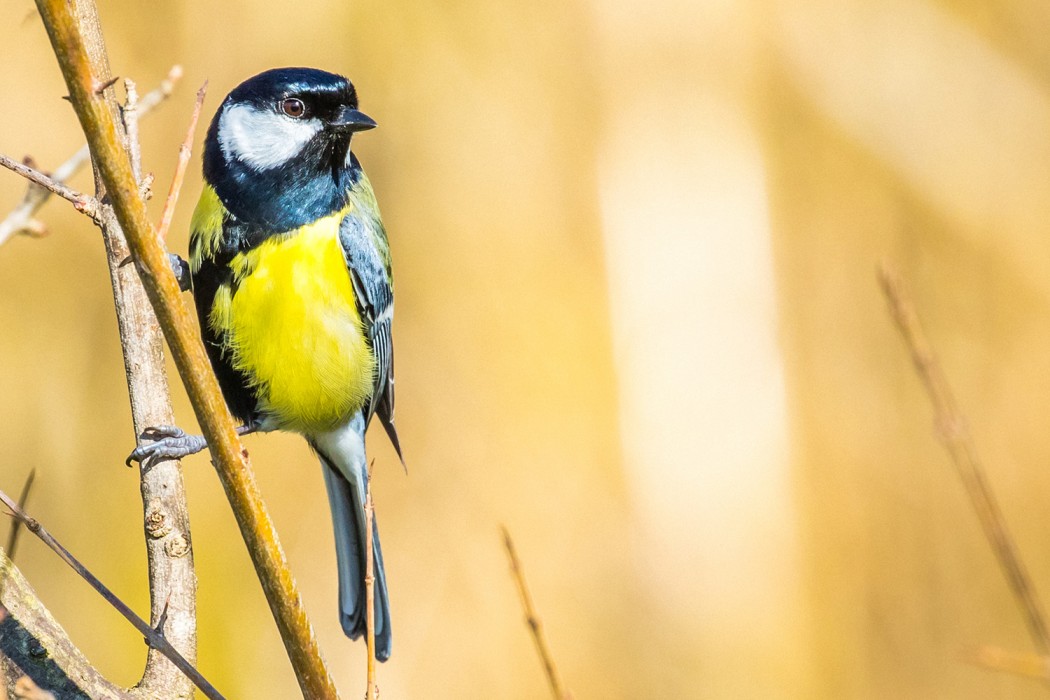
[0,155,96,220]
[0,487,224,700]
[501,527,573,700]
[878,262,1050,654]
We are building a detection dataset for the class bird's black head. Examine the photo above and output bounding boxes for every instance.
[203,67,377,230]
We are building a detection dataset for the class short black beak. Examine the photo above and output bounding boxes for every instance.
[329,105,377,133]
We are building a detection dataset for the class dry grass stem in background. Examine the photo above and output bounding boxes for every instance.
[365,464,378,700]
[0,65,181,248]
[157,81,207,241]
[0,487,223,699]
[2,470,35,564]
[878,261,1050,656]
[966,645,1050,681]
[501,527,573,700]
[32,0,340,695]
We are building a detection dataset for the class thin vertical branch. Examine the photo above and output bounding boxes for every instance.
[156,81,207,242]
[878,261,1050,654]
[46,5,201,695]
[1,16,197,694]
[501,527,573,700]
[122,78,142,182]
[0,60,191,700]
[32,1,340,696]
[364,467,377,700]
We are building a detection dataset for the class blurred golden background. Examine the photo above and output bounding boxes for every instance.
[3,0,1050,697]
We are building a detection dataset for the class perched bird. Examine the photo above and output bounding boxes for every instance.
[129,67,401,661]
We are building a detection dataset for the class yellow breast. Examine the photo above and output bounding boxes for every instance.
[209,209,375,434]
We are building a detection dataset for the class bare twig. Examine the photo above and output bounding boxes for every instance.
[33,1,339,696]
[122,78,142,182]
[0,148,86,245]
[501,527,573,700]
[0,64,181,248]
[878,261,1050,654]
[138,66,183,113]
[0,487,224,700]
[0,155,96,219]
[966,645,1050,681]
[157,81,207,242]
[364,463,377,700]
[3,470,35,564]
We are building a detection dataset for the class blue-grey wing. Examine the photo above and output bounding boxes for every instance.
[338,199,403,463]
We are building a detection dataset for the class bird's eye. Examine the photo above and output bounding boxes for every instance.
[281,98,306,118]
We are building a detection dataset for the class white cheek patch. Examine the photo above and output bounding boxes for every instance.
[218,102,323,171]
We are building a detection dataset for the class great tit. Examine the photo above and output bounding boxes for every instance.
[130,67,401,661]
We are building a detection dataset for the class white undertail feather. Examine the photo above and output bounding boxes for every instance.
[312,414,392,660]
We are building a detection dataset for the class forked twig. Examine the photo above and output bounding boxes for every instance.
[501,527,573,700]
[878,261,1050,654]
[156,81,207,242]
[0,486,223,700]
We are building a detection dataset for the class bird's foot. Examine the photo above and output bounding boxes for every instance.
[169,254,191,292]
[126,425,207,468]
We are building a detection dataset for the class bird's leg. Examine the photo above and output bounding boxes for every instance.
[126,425,204,468]
[127,421,260,468]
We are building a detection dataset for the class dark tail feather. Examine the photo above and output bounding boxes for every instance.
[378,410,406,471]
[319,452,392,661]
